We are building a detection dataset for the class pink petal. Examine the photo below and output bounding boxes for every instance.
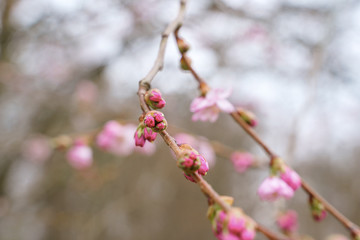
[190,97,213,112]
[216,99,235,113]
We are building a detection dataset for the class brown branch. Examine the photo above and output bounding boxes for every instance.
[139,0,187,87]
[174,28,360,236]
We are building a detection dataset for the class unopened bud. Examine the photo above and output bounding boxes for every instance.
[237,108,258,127]
[144,111,167,132]
[177,38,190,53]
[180,56,192,71]
[145,88,166,109]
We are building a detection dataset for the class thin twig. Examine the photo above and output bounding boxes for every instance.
[139,0,187,87]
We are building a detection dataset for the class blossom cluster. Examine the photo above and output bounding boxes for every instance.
[208,196,256,240]
[177,144,209,182]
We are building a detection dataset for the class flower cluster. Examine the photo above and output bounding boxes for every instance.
[190,88,235,122]
[66,140,93,170]
[309,196,327,221]
[145,88,166,109]
[175,133,215,166]
[230,152,254,173]
[177,144,209,182]
[134,110,167,148]
[276,210,298,233]
[144,110,167,132]
[237,108,258,127]
[257,157,301,201]
[208,196,256,240]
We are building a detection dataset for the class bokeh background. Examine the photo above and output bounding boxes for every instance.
[0,0,360,239]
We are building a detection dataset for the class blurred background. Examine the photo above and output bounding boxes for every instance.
[0,0,359,239]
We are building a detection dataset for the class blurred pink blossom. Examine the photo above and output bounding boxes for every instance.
[276,210,298,232]
[280,167,302,191]
[67,142,93,170]
[22,136,52,163]
[257,177,294,201]
[230,152,254,173]
[97,121,136,156]
[190,88,235,122]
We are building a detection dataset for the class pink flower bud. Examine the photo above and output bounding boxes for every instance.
[314,210,327,221]
[237,108,257,127]
[149,90,162,102]
[241,228,256,240]
[66,142,93,170]
[144,127,157,142]
[144,111,167,132]
[155,122,166,131]
[144,115,155,128]
[280,167,302,191]
[155,99,166,109]
[145,89,166,109]
[134,125,146,147]
[197,155,209,176]
[230,152,254,173]
[227,214,245,234]
[257,177,294,201]
[177,151,202,174]
[309,197,327,222]
[154,112,164,122]
[276,210,298,232]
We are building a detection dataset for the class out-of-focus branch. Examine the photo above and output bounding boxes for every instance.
[1,0,17,61]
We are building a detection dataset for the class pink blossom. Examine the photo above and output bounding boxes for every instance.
[257,177,294,201]
[67,142,93,170]
[190,88,235,122]
[280,167,302,191]
[276,210,298,232]
[241,228,256,240]
[230,152,254,173]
